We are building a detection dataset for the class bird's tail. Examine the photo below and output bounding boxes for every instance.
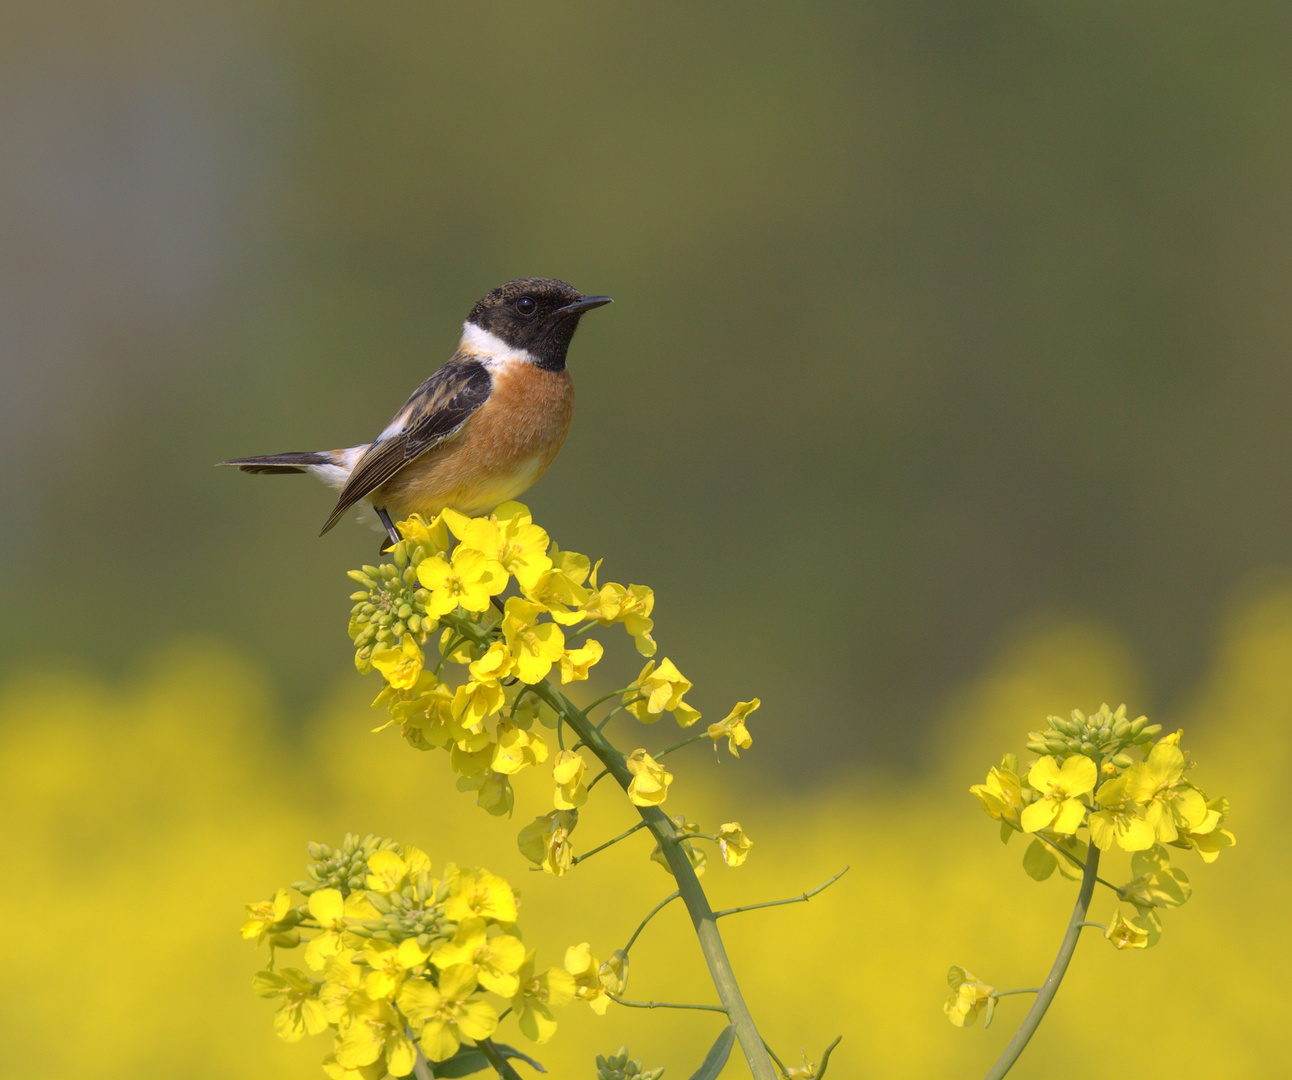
[218,446,367,492]
[218,451,334,475]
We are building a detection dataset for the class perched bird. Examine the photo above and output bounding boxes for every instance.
[220,277,611,547]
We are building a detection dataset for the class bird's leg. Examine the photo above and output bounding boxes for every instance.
[375,506,402,551]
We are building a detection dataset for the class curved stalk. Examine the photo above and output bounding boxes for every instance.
[984,842,1101,1080]
[528,679,777,1080]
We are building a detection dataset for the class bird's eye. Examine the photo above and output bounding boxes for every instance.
[514,296,537,316]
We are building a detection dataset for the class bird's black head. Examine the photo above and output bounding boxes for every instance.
[467,277,612,371]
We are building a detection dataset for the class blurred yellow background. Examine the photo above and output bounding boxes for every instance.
[2,4,1289,1077]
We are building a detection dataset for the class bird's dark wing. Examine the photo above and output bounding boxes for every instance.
[319,355,492,535]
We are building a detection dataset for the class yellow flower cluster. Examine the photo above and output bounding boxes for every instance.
[969,706,1234,950]
[348,504,682,817]
[344,504,756,879]
[243,835,621,1075]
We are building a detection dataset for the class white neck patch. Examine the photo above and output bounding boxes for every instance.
[460,322,536,370]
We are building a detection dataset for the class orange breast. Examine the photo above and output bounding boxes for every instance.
[375,363,574,519]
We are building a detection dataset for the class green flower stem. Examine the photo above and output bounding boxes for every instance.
[984,842,1101,1080]
[655,732,711,758]
[1032,833,1123,895]
[528,679,777,1080]
[712,867,849,919]
[597,697,641,732]
[475,1037,524,1080]
[622,890,682,953]
[763,1042,789,1074]
[571,820,650,865]
[609,996,731,1013]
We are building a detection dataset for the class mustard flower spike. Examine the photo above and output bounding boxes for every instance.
[596,1047,664,1080]
[1027,704,1161,764]
[294,833,400,895]
[348,558,433,672]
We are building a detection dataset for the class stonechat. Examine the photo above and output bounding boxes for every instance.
[220,277,611,546]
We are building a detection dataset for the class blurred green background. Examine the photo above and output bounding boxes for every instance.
[2,3,1290,1078]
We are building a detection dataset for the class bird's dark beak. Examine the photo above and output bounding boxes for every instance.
[558,294,613,316]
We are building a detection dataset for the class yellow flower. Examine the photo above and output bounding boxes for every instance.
[491,720,549,775]
[398,965,499,1062]
[501,598,566,684]
[969,755,1025,836]
[786,1055,820,1079]
[588,582,657,655]
[625,748,674,806]
[450,678,505,736]
[468,640,515,684]
[457,768,515,817]
[362,937,430,1000]
[1177,796,1235,862]
[707,699,758,757]
[431,917,526,997]
[1121,741,1208,843]
[1089,774,1155,852]
[319,955,366,1025]
[364,847,432,894]
[369,635,424,691]
[517,810,578,876]
[449,742,494,779]
[448,501,552,593]
[510,951,576,1044]
[443,867,519,924]
[1021,755,1097,835]
[333,994,417,1076]
[304,889,377,971]
[417,547,505,617]
[1105,908,1152,950]
[552,750,588,810]
[599,949,628,997]
[394,512,451,557]
[241,887,292,943]
[564,942,612,1015]
[523,548,594,625]
[716,821,753,867]
[558,638,603,683]
[625,659,700,727]
[1119,847,1191,918]
[944,966,996,1027]
[252,967,328,1042]
[388,684,455,750]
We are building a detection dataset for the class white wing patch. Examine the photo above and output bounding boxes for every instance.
[376,408,413,442]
